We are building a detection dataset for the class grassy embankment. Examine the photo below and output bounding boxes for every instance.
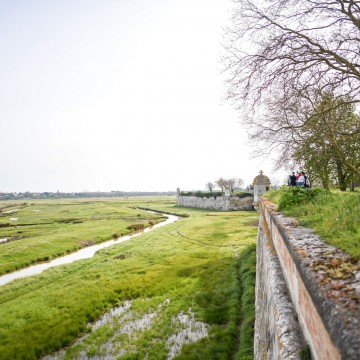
[264,188,360,259]
[0,197,257,360]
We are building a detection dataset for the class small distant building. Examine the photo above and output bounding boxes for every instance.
[253,170,271,206]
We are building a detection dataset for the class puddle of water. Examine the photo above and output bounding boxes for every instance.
[42,299,171,360]
[0,214,179,286]
[91,300,132,331]
[43,302,133,360]
[166,310,209,360]
[41,297,208,360]
[79,298,170,359]
[0,209,20,215]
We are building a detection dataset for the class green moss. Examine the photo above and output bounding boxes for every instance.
[299,345,312,360]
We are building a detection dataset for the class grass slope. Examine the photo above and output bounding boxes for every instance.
[265,188,360,259]
[0,198,258,360]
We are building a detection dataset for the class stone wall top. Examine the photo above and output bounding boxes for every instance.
[176,195,254,211]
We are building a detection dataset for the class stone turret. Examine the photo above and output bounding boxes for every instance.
[253,170,271,206]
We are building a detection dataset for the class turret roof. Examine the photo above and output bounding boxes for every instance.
[253,170,271,185]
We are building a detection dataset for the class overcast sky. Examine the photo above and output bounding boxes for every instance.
[0,0,285,193]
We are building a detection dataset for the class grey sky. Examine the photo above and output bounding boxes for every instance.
[0,0,284,192]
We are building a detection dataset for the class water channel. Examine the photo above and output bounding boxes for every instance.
[0,213,179,287]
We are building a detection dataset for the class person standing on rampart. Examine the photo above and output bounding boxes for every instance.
[302,172,311,188]
[297,173,305,188]
[289,172,297,187]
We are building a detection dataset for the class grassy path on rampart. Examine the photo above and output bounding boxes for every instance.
[0,198,257,360]
[264,189,360,259]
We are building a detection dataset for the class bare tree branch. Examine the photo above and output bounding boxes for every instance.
[223,0,360,181]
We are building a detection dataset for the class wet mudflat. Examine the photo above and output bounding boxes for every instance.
[42,298,209,360]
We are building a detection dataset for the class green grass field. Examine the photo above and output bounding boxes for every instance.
[0,197,257,360]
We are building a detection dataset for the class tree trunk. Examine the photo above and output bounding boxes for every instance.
[335,159,347,191]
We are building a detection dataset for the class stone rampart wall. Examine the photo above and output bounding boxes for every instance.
[255,198,360,359]
[254,216,305,359]
[176,195,253,211]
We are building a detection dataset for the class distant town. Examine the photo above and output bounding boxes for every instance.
[0,190,176,200]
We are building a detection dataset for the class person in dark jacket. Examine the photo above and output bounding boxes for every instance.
[289,172,297,187]
[302,172,310,188]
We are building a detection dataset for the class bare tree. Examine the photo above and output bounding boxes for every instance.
[270,178,281,190]
[205,182,215,192]
[227,178,237,193]
[225,0,360,108]
[227,177,244,192]
[224,0,360,178]
[214,177,244,193]
[215,177,228,192]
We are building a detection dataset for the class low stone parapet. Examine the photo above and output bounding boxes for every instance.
[176,195,253,211]
[255,197,360,359]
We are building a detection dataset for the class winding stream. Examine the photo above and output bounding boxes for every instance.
[0,213,179,287]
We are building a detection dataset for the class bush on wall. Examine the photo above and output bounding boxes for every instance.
[179,191,253,199]
[233,192,253,199]
[180,191,223,199]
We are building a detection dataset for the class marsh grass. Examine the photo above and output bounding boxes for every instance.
[265,189,360,259]
[0,198,168,275]
[235,244,257,360]
[0,198,258,359]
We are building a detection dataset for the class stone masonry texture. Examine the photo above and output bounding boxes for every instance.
[256,198,360,360]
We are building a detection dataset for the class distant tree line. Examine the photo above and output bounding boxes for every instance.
[0,191,176,200]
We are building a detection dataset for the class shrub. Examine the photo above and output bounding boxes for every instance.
[179,191,253,199]
[180,191,223,198]
[278,187,329,211]
[233,192,253,199]
[56,218,83,224]
[126,223,144,231]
